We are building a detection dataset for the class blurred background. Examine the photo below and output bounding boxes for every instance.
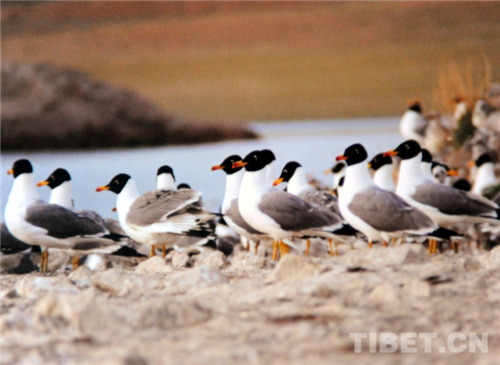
[3,1,499,122]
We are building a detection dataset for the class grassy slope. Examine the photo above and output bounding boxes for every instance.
[2,2,500,122]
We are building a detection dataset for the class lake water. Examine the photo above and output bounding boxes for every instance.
[2,117,403,220]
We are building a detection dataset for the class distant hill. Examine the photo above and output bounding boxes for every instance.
[1,62,257,151]
[2,2,500,121]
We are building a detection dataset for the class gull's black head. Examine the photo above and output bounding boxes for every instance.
[43,168,71,189]
[260,149,276,165]
[475,153,493,168]
[368,153,392,171]
[157,165,175,181]
[8,159,33,178]
[390,140,422,160]
[240,150,268,172]
[408,101,422,113]
[211,155,243,175]
[96,173,131,194]
[177,183,191,190]
[337,144,368,166]
[421,149,433,163]
[278,161,302,183]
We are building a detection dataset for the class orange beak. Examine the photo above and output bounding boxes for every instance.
[273,177,284,187]
[367,163,372,169]
[447,169,459,176]
[336,155,347,162]
[232,161,248,169]
[384,150,398,157]
[111,207,117,212]
[7,169,13,175]
[323,168,333,175]
[96,185,110,192]
[211,165,224,171]
[37,180,49,187]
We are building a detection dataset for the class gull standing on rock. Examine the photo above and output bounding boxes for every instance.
[273,161,357,256]
[212,155,268,254]
[336,144,455,249]
[5,160,122,272]
[235,151,348,260]
[385,140,500,251]
[96,173,215,258]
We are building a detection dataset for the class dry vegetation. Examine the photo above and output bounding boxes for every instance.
[2,2,500,122]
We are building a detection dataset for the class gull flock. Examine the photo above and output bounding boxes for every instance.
[4,98,500,273]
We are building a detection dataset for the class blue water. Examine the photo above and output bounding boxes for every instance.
[1,118,403,220]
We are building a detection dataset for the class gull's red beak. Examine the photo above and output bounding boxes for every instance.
[384,150,398,157]
[336,155,347,162]
[273,177,284,187]
[96,185,110,192]
[211,165,224,171]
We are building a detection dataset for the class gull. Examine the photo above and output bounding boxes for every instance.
[273,161,357,255]
[211,155,268,254]
[336,144,455,249]
[324,161,346,193]
[235,151,349,260]
[5,159,123,273]
[399,99,428,144]
[386,140,500,229]
[37,168,135,268]
[156,165,176,190]
[96,173,215,258]
[368,153,396,192]
[471,153,499,197]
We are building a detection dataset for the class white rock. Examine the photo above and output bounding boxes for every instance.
[193,250,226,269]
[403,278,431,298]
[167,251,192,269]
[369,281,400,303]
[267,254,328,282]
[135,256,172,275]
[15,275,79,297]
[230,251,267,271]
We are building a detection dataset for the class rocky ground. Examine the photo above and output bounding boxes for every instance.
[1,244,500,365]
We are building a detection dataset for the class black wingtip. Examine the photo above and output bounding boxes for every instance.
[333,224,359,236]
[428,227,463,241]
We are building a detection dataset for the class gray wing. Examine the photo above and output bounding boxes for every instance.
[258,192,338,231]
[299,190,342,217]
[226,199,263,235]
[412,182,498,216]
[1,222,32,254]
[127,189,202,226]
[349,187,435,232]
[25,202,107,239]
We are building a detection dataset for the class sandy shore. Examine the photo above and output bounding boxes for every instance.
[1,244,499,365]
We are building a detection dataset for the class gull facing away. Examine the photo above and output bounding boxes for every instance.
[368,153,396,192]
[399,99,428,144]
[96,174,215,258]
[156,165,176,190]
[5,160,123,273]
